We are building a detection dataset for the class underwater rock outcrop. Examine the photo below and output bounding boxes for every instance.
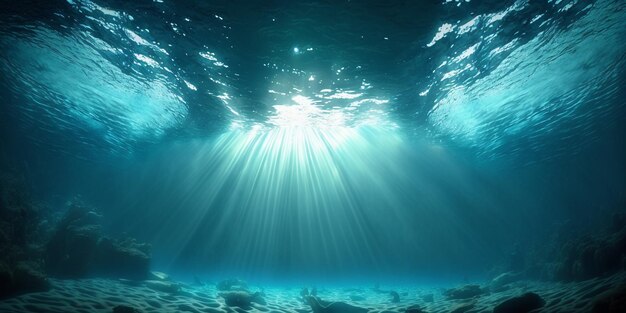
[591,285,626,313]
[496,210,626,284]
[0,174,51,298]
[545,212,626,282]
[0,261,50,299]
[492,292,545,313]
[219,290,265,308]
[45,201,151,280]
[389,290,400,303]
[44,202,102,277]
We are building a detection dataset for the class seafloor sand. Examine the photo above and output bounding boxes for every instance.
[0,271,624,313]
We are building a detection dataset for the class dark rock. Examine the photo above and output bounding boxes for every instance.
[305,296,368,313]
[220,290,265,308]
[0,263,12,297]
[443,285,485,300]
[493,292,545,313]
[44,202,101,277]
[0,176,52,299]
[45,202,151,280]
[112,305,142,313]
[592,285,626,313]
[0,261,50,299]
[12,262,49,292]
[390,290,400,303]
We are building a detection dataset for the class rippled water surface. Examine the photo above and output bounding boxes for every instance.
[2,0,623,157]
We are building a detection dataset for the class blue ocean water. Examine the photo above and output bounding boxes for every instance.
[0,0,625,290]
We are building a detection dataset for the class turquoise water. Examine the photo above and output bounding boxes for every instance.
[1,0,625,286]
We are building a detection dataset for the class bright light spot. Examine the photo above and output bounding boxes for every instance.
[134,53,159,67]
[427,23,455,47]
[269,95,347,128]
[458,16,479,35]
[326,92,362,99]
[452,43,479,63]
[217,92,231,103]
[184,80,197,91]
[293,47,300,53]
[199,51,217,61]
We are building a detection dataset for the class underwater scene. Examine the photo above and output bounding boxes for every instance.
[0,0,625,312]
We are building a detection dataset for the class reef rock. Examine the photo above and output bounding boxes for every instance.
[389,290,400,303]
[219,290,265,308]
[443,285,485,300]
[493,292,545,313]
[548,212,626,282]
[44,202,151,280]
[592,285,626,313]
[44,202,102,277]
[0,261,50,299]
[0,175,52,298]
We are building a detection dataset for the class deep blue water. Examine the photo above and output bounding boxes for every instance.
[1,0,625,285]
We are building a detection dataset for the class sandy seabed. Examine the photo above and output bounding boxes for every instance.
[0,271,624,313]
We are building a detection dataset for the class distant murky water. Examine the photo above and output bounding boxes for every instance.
[1,0,625,283]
